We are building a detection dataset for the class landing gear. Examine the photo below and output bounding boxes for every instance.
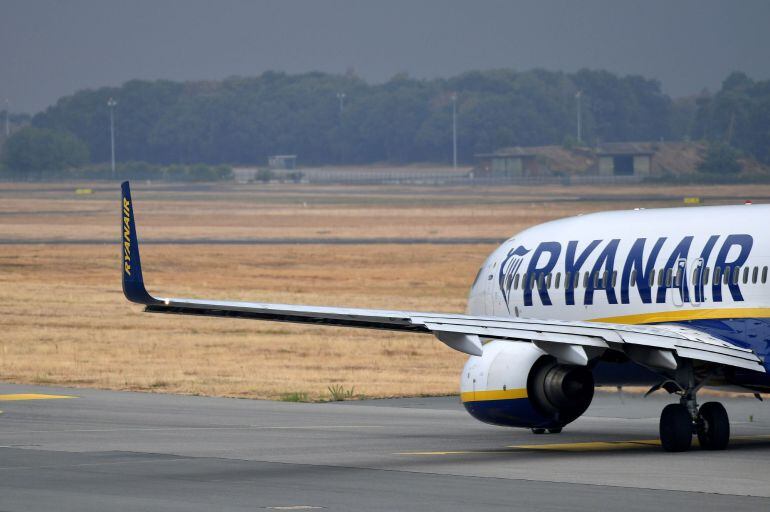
[547,427,563,434]
[531,428,546,434]
[655,365,730,452]
[696,402,730,450]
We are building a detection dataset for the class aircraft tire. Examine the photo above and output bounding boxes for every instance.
[696,402,730,450]
[660,403,693,452]
[531,428,546,434]
[547,427,562,434]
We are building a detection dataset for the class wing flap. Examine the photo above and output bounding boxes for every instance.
[675,347,761,371]
[419,321,609,348]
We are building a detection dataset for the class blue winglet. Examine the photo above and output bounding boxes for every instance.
[121,181,160,305]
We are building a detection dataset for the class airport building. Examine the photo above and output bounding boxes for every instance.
[474,146,594,178]
[475,141,704,181]
[596,142,654,177]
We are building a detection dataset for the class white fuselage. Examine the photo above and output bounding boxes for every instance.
[466,204,770,324]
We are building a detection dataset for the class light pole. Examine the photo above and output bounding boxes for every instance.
[575,90,582,144]
[107,98,117,179]
[336,92,346,164]
[451,93,458,169]
[3,99,9,137]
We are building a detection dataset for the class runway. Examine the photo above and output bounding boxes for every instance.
[1,384,769,511]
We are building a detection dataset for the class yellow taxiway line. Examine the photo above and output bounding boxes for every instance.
[396,435,770,455]
[0,394,77,401]
[508,439,661,452]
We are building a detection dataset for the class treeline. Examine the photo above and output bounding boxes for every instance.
[0,128,231,181]
[2,69,769,178]
[23,69,675,165]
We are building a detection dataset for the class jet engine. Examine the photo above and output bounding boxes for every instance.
[461,340,594,429]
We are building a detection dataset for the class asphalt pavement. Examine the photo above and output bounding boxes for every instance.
[0,383,769,511]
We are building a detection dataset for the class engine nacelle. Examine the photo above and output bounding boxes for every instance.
[461,340,594,429]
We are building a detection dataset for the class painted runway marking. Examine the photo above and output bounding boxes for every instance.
[508,439,661,452]
[253,425,383,430]
[265,507,324,510]
[0,394,77,401]
[396,450,484,456]
[396,435,770,455]
[734,434,770,442]
[508,435,770,452]
[0,457,191,471]
[0,425,384,435]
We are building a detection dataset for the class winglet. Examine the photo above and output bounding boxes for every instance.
[121,181,160,305]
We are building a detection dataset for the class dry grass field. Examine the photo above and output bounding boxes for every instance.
[1,182,769,400]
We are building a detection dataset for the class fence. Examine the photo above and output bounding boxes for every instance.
[268,167,646,186]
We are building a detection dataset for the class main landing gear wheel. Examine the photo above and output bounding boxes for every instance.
[531,428,546,434]
[547,427,562,434]
[696,402,730,450]
[660,403,693,452]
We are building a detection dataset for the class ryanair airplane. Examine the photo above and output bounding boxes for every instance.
[121,182,768,452]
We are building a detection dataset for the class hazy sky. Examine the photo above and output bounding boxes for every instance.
[2,0,769,113]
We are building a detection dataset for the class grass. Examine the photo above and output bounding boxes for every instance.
[280,391,309,402]
[0,242,477,400]
[327,384,358,401]
[1,181,769,400]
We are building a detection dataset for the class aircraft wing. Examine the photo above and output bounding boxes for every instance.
[121,182,765,374]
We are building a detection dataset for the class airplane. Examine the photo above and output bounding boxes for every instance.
[120,181,769,452]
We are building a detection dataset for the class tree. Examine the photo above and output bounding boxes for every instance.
[698,141,742,175]
[693,73,770,164]
[256,168,274,182]
[1,127,89,179]
[669,95,701,141]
